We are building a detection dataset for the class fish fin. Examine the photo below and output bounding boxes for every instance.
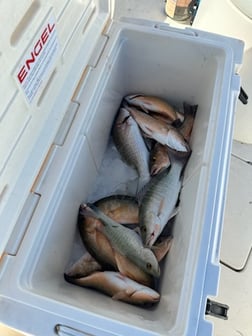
[112,289,134,301]
[124,94,143,102]
[171,119,183,128]
[121,115,131,124]
[114,252,151,285]
[64,273,83,285]
[142,127,154,137]
[139,105,150,114]
[157,198,166,218]
[133,226,141,236]
[64,253,102,278]
[151,236,173,262]
[136,175,150,195]
[143,137,154,151]
[114,252,132,275]
[169,206,180,220]
[79,203,97,218]
[183,102,198,118]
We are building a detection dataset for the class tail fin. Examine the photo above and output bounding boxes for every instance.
[183,102,198,117]
[166,147,192,178]
[79,203,100,219]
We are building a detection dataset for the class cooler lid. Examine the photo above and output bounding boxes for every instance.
[0,0,111,257]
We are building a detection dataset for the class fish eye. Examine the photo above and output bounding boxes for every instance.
[141,226,147,233]
[146,262,152,270]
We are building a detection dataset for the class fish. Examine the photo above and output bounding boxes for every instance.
[65,252,102,278]
[64,271,160,305]
[124,94,184,124]
[139,149,191,247]
[178,103,198,142]
[78,207,116,270]
[78,196,138,270]
[149,143,171,176]
[112,107,150,192]
[80,203,160,278]
[94,195,139,224]
[127,106,190,153]
[78,196,153,286]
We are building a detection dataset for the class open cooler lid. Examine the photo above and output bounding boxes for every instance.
[0,0,112,257]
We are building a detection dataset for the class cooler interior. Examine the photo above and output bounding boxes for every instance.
[16,26,228,335]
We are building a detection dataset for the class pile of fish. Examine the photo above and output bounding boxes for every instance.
[64,94,197,306]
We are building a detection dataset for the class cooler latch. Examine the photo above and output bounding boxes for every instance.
[55,324,95,336]
[239,86,248,105]
[205,299,229,320]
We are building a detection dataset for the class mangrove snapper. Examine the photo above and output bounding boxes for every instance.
[112,107,150,192]
[78,197,152,286]
[64,271,160,305]
[124,94,184,123]
[80,204,160,277]
[128,107,190,152]
[139,150,191,247]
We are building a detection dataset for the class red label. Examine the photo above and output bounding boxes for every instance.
[17,23,56,84]
[15,16,59,104]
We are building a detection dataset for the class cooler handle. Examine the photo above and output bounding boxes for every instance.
[55,324,95,336]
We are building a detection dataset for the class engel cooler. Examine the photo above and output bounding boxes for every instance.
[0,1,244,335]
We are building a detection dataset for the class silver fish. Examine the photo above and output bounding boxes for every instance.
[124,94,184,123]
[139,150,191,247]
[64,271,160,305]
[80,204,160,277]
[128,106,190,153]
[112,107,150,191]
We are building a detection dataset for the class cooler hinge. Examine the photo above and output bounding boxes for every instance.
[205,298,229,320]
[54,101,80,146]
[71,34,109,103]
[88,34,109,69]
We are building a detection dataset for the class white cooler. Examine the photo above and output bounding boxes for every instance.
[0,1,244,335]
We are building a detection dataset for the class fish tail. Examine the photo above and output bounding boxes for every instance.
[137,174,151,195]
[183,102,198,118]
[79,203,99,219]
[64,272,79,284]
[171,118,183,128]
[167,147,192,168]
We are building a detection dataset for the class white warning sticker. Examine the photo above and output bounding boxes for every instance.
[14,15,59,104]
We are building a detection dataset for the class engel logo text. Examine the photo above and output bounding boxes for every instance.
[17,22,55,84]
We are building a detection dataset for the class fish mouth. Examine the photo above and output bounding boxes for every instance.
[150,165,165,176]
[145,231,156,247]
[124,94,142,101]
